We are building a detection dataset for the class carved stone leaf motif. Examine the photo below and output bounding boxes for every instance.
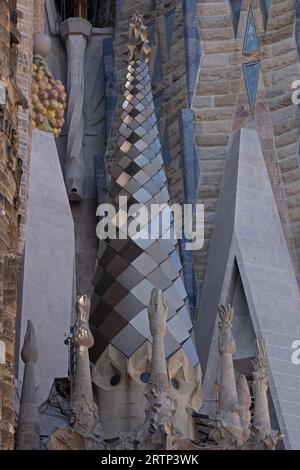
[128,12,152,63]
[217,304,236,355]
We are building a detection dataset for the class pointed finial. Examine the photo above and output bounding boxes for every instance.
[21,320,38,364]
[148,288,168,338]
[128,12,152,63]
[73,295,94,348]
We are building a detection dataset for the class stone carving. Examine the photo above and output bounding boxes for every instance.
[167,349,202,439]
[45,298,281,451]
[15,321,40,450]
[148,288,169,389]
[70,295,95,416]
[92,340,202,441]
[31,32,66,137]
[128,12,152,63]
[237,374,252,442]
[112,289,179,450]
[194,306,283,451]
[60,18,92,201]
[143,289,177,448]
[47,295,104,450]
[208,305,245,448]
[250,338,284,449]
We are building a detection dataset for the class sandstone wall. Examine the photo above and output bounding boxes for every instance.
[0,0,45,450]
[0,0,30,450]
[193,0,300,291]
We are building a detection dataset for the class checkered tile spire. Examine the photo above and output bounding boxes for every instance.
[89,14,199,369]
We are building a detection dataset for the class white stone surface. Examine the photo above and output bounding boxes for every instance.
[18,129,75,407]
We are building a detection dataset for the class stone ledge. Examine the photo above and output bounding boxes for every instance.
[60,18,92,40]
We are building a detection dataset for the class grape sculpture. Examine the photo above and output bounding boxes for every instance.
[31,62,66,138]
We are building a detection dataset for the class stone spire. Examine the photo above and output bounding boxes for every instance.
[89,12,201,442]
[90,11,199,373]
[15,321,40,450]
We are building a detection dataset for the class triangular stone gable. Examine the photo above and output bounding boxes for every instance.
[195,128,300,449]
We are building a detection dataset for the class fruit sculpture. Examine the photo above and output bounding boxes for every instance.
[31,62,66,138]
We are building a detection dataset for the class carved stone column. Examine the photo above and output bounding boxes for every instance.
[71,295,95,417]
[251,338,283,449]
[60,18,92,201]
[143,288,176,449]
[15,321,40,450]
[209,305,243,448]
[148,288,169,390]
[47,295,103,450]
[116,288,177,450]
[237,374,251,441]
[251,339,272,436]
[218,306,239,413]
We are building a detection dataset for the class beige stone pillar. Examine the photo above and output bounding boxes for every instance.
[148,288,169,390]
[70,295,94,416]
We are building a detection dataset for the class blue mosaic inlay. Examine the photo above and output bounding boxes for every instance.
[243,61,261,112]
[178,109,200,319]
[230,0,242,35]
[165,10,176,51]
[162,126,170,166]
[147,22,155,48]
[103,37,118,139]
[152,46,163,85]
[153,92,163,123]
[262,0,271,17]
[243,5,259,53]
[182,0,201,107]
[261,0,271,29]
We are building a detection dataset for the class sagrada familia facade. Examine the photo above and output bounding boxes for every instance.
[1,0,300,451]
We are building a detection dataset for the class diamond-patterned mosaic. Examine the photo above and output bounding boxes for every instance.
[90,52,199,369]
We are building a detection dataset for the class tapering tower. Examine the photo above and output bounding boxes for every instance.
[90,13,201,440]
